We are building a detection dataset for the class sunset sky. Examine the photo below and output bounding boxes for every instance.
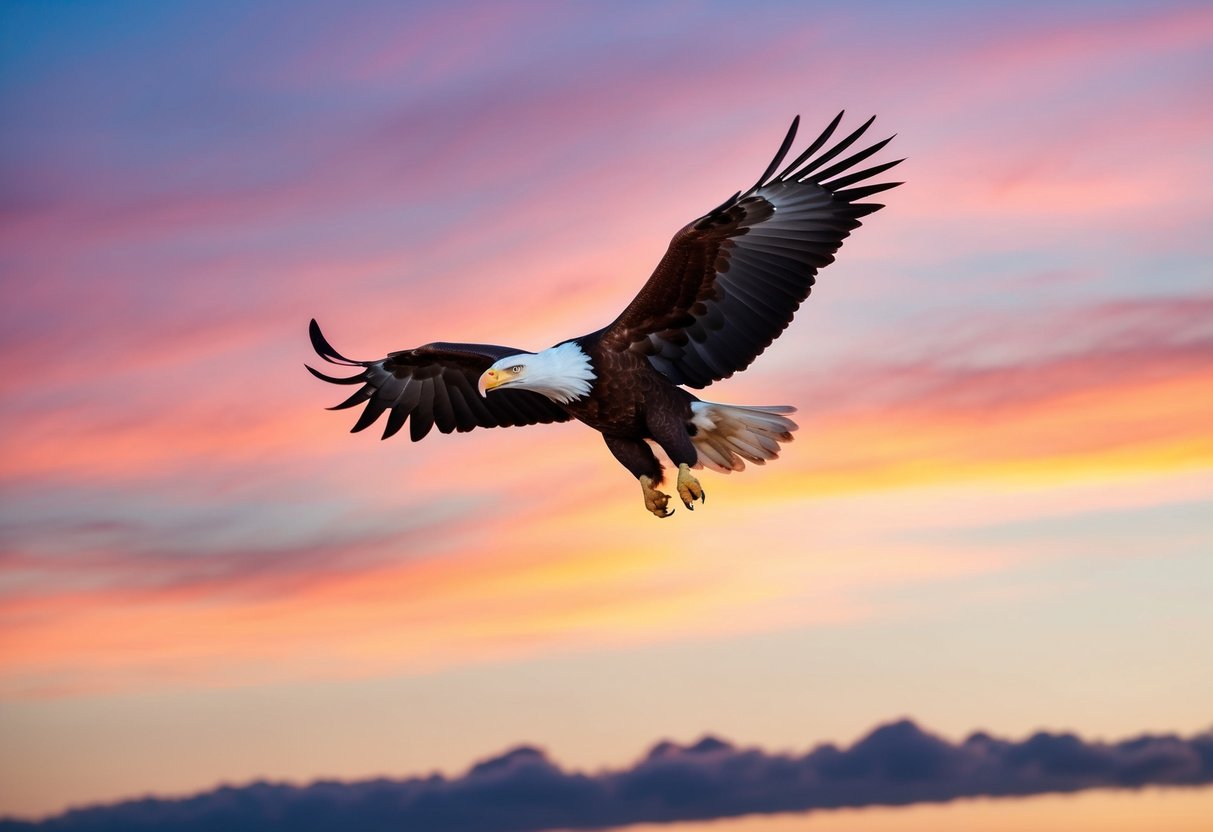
[1,0,1211,827]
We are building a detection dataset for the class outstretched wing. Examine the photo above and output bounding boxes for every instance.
[599,112,902,388]
[307,320,571,441]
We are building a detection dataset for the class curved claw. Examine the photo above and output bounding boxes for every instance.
[676,463,705,511]
[640,476,675,519]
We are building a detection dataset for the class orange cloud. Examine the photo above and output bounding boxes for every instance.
[5,287,1212,689]
[4,334,1209,700]
[773,364,1213,498]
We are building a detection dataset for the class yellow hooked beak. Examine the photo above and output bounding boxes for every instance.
[478,368,504,397]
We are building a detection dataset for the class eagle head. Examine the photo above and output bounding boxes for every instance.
[477,343,595,404]
[477,359,530,396]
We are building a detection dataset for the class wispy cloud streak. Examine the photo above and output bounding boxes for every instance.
[2,294,1209,699]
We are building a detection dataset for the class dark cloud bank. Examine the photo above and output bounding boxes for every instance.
[4,720,1211,831]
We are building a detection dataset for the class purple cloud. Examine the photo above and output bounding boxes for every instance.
[3,719,1209,831]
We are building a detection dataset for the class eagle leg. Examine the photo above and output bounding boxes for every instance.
[639,476,674,519]
[676,463,705,510]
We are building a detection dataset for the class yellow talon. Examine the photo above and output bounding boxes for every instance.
[676,463,705,510]
[639,475,674,518]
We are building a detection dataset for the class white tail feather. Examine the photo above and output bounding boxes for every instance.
[689,402,799,474]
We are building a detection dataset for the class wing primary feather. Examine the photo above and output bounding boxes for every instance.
[351,397,388,433]
[305,364,366,385]
[776,110,844,181]
[810,136,894,185]
[430,376,457,433]
[445,384,481,432]
[742,115,800,197]
[309,319,362,366]
[394,376,423,414]
[844,202,889,218]
[459,379,500,425]
[327,385,373,411]
[381,406,408,440]
[409,381,435,441]
[792,115,876,181]
[834,181,903,203]
[822,158,904,192]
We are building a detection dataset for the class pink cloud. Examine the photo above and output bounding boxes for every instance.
[4,289,1210,702]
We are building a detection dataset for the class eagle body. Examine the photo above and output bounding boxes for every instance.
[309,112,901,517]
[560,334,699,480]
[560,334,689,437]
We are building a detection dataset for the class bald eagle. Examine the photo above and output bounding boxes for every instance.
[309,112,900,517]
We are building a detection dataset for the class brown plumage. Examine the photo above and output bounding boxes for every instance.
[309,112,901,517]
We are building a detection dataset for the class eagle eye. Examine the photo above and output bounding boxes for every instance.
[509,365,524,373]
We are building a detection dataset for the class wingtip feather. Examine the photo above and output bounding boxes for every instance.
[309,319,361,366]
[775,110,845,182]
[743,115,802,197]
[305,363,366,385]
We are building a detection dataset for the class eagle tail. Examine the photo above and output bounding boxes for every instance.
[688,402,799,474]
